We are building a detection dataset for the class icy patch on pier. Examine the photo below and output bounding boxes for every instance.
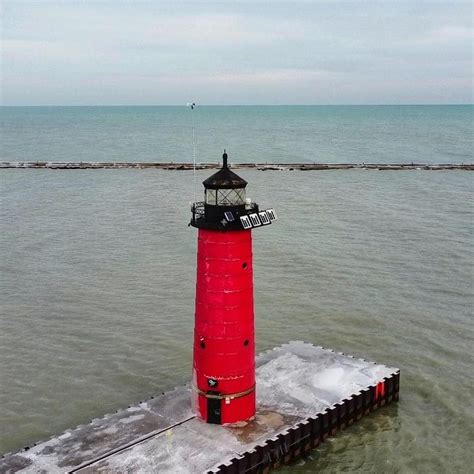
[0,342,398,473]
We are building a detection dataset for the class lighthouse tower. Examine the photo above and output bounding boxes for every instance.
[190,151,275,424]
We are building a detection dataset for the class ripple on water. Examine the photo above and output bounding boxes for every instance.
[0,169,473,472]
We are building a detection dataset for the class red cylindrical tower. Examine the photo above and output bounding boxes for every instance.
[190,151,274,424]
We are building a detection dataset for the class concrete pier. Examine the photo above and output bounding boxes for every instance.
[0,342,399,473]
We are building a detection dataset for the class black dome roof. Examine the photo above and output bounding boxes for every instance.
[203,152,247,189]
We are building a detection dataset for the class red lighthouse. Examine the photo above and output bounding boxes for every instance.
[190,151,276,424]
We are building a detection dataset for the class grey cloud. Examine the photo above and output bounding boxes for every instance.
[1,1,472,105]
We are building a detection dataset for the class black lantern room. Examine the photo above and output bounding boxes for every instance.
[190,151,260,230]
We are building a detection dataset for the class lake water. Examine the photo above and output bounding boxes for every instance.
[0,106,473,472]
[1,105,472,164]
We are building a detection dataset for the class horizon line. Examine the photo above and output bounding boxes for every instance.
[1,103,472,107]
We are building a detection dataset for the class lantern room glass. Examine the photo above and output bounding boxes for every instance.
[205,188,246,206]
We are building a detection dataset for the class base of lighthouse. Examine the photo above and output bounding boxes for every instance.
[0,341,400,473]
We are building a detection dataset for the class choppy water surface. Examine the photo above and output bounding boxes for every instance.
[1,105,472,164]
[0,168,472,472]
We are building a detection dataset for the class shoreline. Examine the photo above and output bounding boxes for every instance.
[1,161,473,171]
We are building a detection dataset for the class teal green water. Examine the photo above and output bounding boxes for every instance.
[1,105,473,164]
[0,166,473,472]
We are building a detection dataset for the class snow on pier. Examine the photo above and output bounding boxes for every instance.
[0,342,399,473]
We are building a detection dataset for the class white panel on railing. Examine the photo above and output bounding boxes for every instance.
[249,213,262,227]
[258,211,271,225]
[266,209,277,221]
[240,215,252,229]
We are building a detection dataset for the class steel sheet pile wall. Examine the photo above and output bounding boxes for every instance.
[212,370,400,473]
[0,343,399,473]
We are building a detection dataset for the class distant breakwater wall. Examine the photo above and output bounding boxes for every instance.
[1,162,472,171]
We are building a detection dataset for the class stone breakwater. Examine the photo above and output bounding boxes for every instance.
[1,161,472,171]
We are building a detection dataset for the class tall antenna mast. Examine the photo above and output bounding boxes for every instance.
[187,102,197,203]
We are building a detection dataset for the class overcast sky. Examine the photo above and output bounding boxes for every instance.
[1,1,472,105]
